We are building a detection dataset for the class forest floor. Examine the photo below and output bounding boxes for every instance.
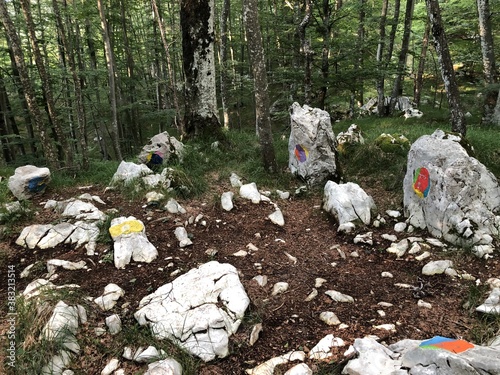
[1,177,499,375]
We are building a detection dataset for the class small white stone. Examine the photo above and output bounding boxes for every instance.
[417,300,432,309]
[373,324,396,332]
[408,242,421,254]
[101,358,120,375]
[338,222,356,233]
[272,282,289,296]
[246,243,259,251]
[394,222,407,232]
[381,234,397,242]
[269,209,285,226]
[377,302,393,308]
[319,311,341,326]
[377,310,386,317]
[305,289,318,301]
[315,278,327,288]
[232,250,248,257]
[252,275,267,287]
[325,290,354,303]
[381,272,393,278]
[386,210,401,218]
[415,251,431,261]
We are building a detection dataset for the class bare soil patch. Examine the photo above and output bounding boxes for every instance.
[1,182,499,375]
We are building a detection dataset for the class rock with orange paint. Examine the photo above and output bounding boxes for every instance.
[404,129,500,249]
[109,216,158,269]
[288,103,340,186]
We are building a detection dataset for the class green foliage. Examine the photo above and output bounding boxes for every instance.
[464,283,500,345]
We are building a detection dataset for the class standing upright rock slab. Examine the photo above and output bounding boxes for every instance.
[8,165,51,200]
[288,103,340,186]
[134,261,250,362]
[403,129,500,246]
[137,131,184,169]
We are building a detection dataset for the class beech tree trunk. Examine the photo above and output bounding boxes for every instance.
[52,0,89,170]
[98,0,122,160]
[0,0,59,168]
[414,20,430,107]
[389,0,414,114]
[426,0,466,136]
[152,0,184,135]
[318,0,332,110]
[376,0,389,116]
[180,0,221,138]
[19,0,71,167]
[243,0,278,173]
[219,0,231,128]
[476,0,497,124]
[297,0,313,105]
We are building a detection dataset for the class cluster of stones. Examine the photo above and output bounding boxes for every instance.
[5,110,500,374]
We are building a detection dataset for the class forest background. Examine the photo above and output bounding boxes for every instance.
[0,0,499,172]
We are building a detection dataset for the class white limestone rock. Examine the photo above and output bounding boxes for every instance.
[94,284,125,311]
[323,181,376,225]
[319,311,341,326]
[8,165,51,200]
[272,282,289,296]
[288,102,339,186]
[41,301,83,355]
[46,259,86,276]
[137,131,184,166]
[245,351,306,375]
[404,129,500,247]
[386,239,409,258]
[165,198,187,214]
[338,222,356,233]
[269,209,285,226]
[325,290,354,303]
[144,358,183,375]
[109,216,158,268]
[106,314,122,335]
[111,161,153,186]
[476,288,500,314]
[239,182,262,203]
[230,172,243,187]
[353,232,373,245]
[174,226,193,247]
[134,261,250,362]
[101,358,120,375]
[422,260,454,276]
[221,191,234,211]
[342,338,402,375]
[309,334,345,360]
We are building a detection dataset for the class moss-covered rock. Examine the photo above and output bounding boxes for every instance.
[374,133,410,154]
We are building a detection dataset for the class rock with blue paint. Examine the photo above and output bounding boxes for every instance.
[8,165,51,200]
[138,131,184,168]
[288,103,340,186]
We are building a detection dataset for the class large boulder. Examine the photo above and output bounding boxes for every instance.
[138,131,184,169]
[288,103,340,186]
[323,181,376,225]
[8,165,51,200]
[134,261,250,362]
[403,130,500,246]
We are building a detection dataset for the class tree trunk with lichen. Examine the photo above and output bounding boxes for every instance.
[243,0,278,174]
[426,0,466,136]
[180,0,222,139]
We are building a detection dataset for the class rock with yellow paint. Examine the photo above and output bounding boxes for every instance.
[109,216,158,269]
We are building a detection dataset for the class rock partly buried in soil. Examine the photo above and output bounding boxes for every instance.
[134,261,250,362]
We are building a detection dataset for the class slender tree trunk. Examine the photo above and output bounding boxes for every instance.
[19,0,70,167]
[318,0,332,110]
[376,0,389,116]
[386,0,400,64]
[97,0,122,160]
[152,0,184,135]
[180,0,222,138]
[297,0,313,105]
[355,0,366,107]
[0,71,25,160]
[426,0,466,135]
[53,0,89,170]
[389,0,414,114]
[476,0,497,124]
[243,0,278,173]
[414,20,430,107]
[219,0,230,128]
[0,0,59,168]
